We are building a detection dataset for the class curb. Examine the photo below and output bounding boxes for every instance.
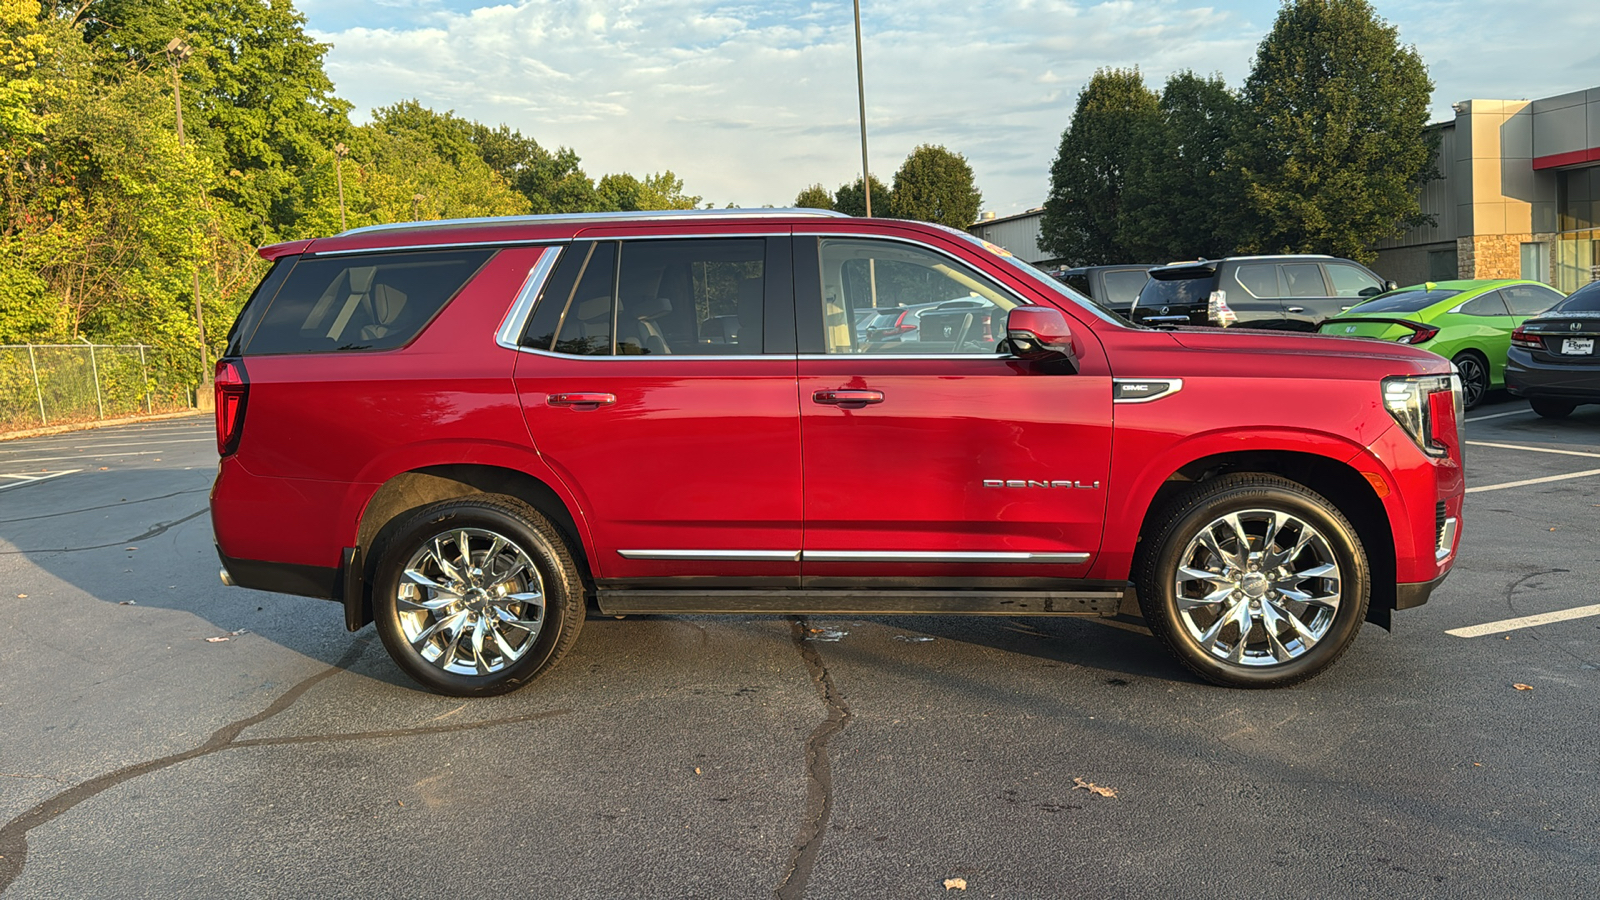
[0,410,207,443]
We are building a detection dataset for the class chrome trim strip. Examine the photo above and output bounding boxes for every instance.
[797,353,1015,361]
[309,239,565,257]
[619,549,802,562]
[804,551,1090,564]
[339,208,849,237]
[1112,378,1184,404]
[1436,517,1458,562]
[513,348,778,361]
[495,247,564,350]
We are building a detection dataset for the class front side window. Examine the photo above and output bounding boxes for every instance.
[1326,263,1383,298]
[816,238,1019,354]
[243,249,495,355]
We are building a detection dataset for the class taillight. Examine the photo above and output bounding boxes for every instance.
[215,359,249,457]
[1381,374,1461,459]
[1510,325,1541,351]
[887,311,914,335]
[1396,325,1439,345]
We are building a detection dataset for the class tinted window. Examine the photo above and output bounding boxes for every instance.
[523,243,592,349]
[552,242,617,355]
[1326,263,1383,298]
[817,239,1018,354]
[616,239,764,355]
[1233,264,1279,298]
[1501,284,1563,316]
[1281,264,1327,298]
[226,257,295,357]
[1061,273,1092,295]
[1553,281,1600,313]
[1456,291,1511,317]
[1101,269,1150,304]
[1347,289,1461,314]
[244,249,494,355]
[1138,275,1213,307]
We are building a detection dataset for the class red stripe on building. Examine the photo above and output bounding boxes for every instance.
[1532,146,1600,170]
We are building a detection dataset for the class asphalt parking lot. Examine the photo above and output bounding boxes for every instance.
[2,401,1597,898]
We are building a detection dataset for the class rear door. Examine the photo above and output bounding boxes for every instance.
[1223,262,1290,328]
[513,236,802,587]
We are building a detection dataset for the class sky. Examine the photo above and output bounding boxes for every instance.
[298,0,1600,217]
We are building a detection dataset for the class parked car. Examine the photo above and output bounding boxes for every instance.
[1053,264,1156,317]
[860,297,991,345]
[1319,279,1564,410]
[1506,279,1600,417]
[212,209,1463,695]
[1128,255,1396,331]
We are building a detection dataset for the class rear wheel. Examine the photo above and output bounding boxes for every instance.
[1530,399,1576,419]
[1451,351,1489,410]
[1135,474,1370,688]
[372,496,585,696]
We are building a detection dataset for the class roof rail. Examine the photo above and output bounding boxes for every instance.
[337,207,852,237]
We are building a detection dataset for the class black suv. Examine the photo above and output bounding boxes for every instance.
[1053,264,1156,318]
[1129,255,1395,331]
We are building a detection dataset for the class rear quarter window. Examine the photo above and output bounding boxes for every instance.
[240,249,495,355]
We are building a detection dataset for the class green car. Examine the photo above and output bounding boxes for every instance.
[1320,279,1565,409]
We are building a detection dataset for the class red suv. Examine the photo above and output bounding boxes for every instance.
[211,210,1464,695]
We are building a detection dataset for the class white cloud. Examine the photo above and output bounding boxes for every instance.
[307,1,1600,216]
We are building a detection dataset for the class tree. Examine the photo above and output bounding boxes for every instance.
[832,174,889,217]
[888,144,982,228]
[793,183,833,210]
[1040,68,1160,265]
[469,124,598,214]
[1120,71,1243,262]
[1232,0,1435,262]
[594,170,701,211]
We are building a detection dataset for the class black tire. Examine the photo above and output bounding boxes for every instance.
[372,495,585,696]
[1134,474,1370,688]
[1451,351,1490,411]
[1530,399,1576,419]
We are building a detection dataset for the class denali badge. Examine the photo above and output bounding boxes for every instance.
[984,479,1101,489]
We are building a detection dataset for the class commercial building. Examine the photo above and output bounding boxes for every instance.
[1377,86,1600,293]
[969,208,1055,266]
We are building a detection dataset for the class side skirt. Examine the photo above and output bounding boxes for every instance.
[595,587,1125,617]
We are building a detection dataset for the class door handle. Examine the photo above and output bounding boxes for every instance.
[547,392,616,409]
[1287,307,1306,313]
[812,389,884,408]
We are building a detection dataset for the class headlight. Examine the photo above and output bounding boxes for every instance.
[1381,374,1462,459]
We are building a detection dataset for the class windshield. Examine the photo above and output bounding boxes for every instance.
[1346,288,1462,314]
[1553,281,1600,313]
[947,232,1126,325]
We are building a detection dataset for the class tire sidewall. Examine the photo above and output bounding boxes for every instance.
[372,499,579,696]
[1143,480,1370,688]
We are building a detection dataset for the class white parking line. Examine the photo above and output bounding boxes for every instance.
[1466,408,1534,422]
[1467,467,1600,493]
[2,437,213,452]
[0,450,175,465]
[1465,440,1600,460]
[0,470,80,491]
[1447,603,1600,638]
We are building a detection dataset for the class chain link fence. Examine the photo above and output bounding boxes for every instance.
[1,344,195,434]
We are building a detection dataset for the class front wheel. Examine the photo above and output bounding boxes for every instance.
[372,496,585,696]
[1135,474,1370,688]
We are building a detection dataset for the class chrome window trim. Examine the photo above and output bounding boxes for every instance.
[1112,378,1184,404]
[513,348,778,361]
[339,208,849,237]
[309,239,565,257]
[797,353,1015,361]
[495,247,565,350]
[804,551,1090,564]
[619,549,802,561]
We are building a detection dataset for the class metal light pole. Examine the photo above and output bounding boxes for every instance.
[166,36,211,410]
[852,0,872,218]
[334,142,349,231]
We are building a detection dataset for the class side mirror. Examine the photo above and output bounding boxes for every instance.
[1006,306,1079,371]
[1384,280,1399,292]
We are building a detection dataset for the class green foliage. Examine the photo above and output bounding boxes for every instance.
[1040,68,1161,265]
[595,170,701,211]
[888,144,982,228]
[1233,0,1435,262]
[833,174,889,217]
[1120,71,1243,262]
[793,183,833,210]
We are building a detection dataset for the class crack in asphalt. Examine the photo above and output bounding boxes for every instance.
[0,488,209,526]
[773,617,852,900]
[0,508,210,555]
[0,639,571,893]
[1503,568,1600,668]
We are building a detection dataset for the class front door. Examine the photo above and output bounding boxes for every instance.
[793,235,1113,587]
[514,237,802,586]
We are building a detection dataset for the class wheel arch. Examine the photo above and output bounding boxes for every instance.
[347,464,593,631]
[1134,450,1397,628]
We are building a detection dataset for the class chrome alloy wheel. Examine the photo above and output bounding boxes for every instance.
[395,528,546,676]
[1172,508,1341,667]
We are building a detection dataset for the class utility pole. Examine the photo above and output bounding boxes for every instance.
[166,36,211,410]
[334,142,349,232]
[852,0,872,218]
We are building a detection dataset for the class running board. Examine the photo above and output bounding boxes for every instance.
[595,589,1123,617]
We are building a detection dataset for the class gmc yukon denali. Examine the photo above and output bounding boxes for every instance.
[210,210,1464,695]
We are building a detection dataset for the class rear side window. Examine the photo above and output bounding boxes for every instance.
[1501,284,1563,316]
[1232,264,1279,298]
[1101,269,1149,304]
[1456,291,1511,317]
[242,250,494,355]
